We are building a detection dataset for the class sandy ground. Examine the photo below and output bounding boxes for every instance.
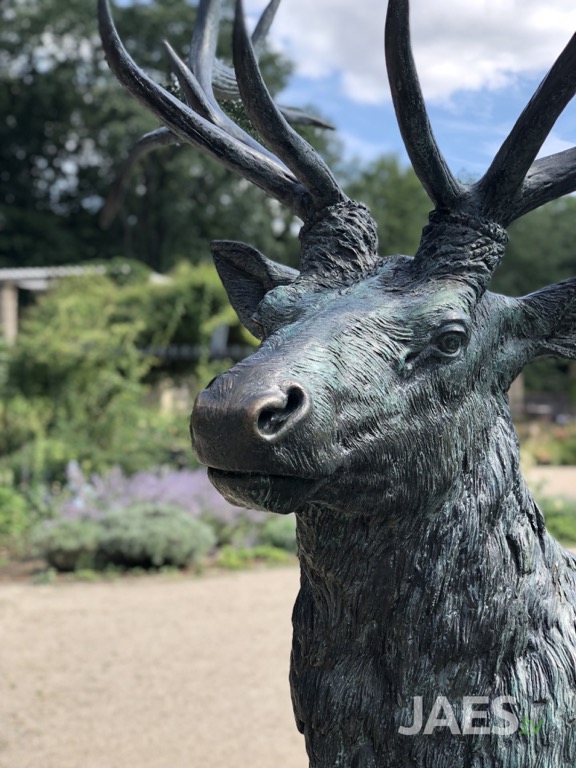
[0,567,307,768]
[1,466,576,768]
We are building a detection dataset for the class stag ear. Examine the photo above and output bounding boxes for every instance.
[500,278,576,386]
[211,240,299,337]
[517,277,576,358]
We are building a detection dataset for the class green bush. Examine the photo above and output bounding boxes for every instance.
[32,503,216,572]
[0,264,255,483]
[539,496,576,546]
[215,544,292,570]
[0,485,31,550]
[98,503,215,569]
[32,518,101,572]
[202,513,261,548]
[257,515,297,553]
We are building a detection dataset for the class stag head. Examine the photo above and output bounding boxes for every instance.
[99,0,576,519]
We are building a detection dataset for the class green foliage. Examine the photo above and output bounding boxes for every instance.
[520,424,576,466]
[0,486,31,550]
[33,568,58,585]
[98,503,215,569]
[116,260,253,351]
[257,514,297,553]
[32,518,101,572]
[10,275,147,404]
[0,0,305,272]
[215,544,292,570]
[539,496,576,546]
[344,156,431,257]
[32,503,216,572]
[0,261,253,481]
[2,275,150,481]
[490,198,576,298]
[521,359,572,398]
[202,516,252,548]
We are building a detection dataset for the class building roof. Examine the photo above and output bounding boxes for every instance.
[0,265,107,291]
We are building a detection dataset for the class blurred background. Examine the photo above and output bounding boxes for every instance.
[1,1,576,766]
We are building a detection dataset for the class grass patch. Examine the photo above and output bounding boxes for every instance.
[215,545,294,570]
[539,496,576,546]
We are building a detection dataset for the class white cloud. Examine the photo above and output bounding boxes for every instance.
[245,0,576,104]
[538,133,575,158]
[337,131,393,162]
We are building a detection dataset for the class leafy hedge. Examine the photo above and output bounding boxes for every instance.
[0,263,256,484]
[32,518,101,572]
[27,466,296,573]
[98,503,215,568]
[33,502,216,571]
[0,486,34,552]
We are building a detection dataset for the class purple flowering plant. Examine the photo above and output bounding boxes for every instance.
[55,461,266,545]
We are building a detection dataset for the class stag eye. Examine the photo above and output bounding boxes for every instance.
[433,329,467,357]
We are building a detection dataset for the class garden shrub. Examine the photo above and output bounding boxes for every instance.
[53,464,265,532]
[98,502,215,568]
[258,514,297,553]
[539,496,576,546]
[32,518,101,571]
[0,485,31,550]
[0,264,252,484]
[215,544,292,570]
[33,502,216,572]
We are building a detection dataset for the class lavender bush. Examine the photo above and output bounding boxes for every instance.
[98,502,216,568]
[30,462,297,571]
[55,461,267,545]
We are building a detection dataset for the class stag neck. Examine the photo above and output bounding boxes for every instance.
[294,464,550,665]
[295,400,543,608]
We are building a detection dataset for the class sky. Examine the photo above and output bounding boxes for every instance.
[243,0,576,180]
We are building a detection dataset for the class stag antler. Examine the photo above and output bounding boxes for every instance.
[476,31,576,224]
[99,0,333,227]
[385,0,463,210]
[385,0,576,228]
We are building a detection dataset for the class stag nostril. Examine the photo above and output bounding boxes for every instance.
[256,385,307,438]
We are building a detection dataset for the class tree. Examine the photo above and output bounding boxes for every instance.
[344,155,432,256]
[490,197,576,297]
[0,0,333,272]
[0,259,250,481]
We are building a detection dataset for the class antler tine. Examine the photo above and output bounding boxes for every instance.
[251,0,281,57]
[232,0,344,211]
[207,0,280,101]
[211,59,335,129]
[476,32,576,225]
[100,127,179,229]
[188,0,220,97]
[195,0,332,131]
[385,0,463,210]
[98,0,311,219]
[508,146,576,222]
[163,39,283,163]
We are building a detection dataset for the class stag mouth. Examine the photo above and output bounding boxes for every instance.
[207,468,324,514]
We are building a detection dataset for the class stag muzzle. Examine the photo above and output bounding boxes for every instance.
[191,370,311,473]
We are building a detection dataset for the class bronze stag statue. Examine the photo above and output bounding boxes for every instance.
[99,0,576,764]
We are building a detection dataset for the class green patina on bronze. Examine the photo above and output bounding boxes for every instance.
[100,0,576,765]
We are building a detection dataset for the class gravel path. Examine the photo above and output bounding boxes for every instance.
[1,466,576,768]
[0,568,307,768]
